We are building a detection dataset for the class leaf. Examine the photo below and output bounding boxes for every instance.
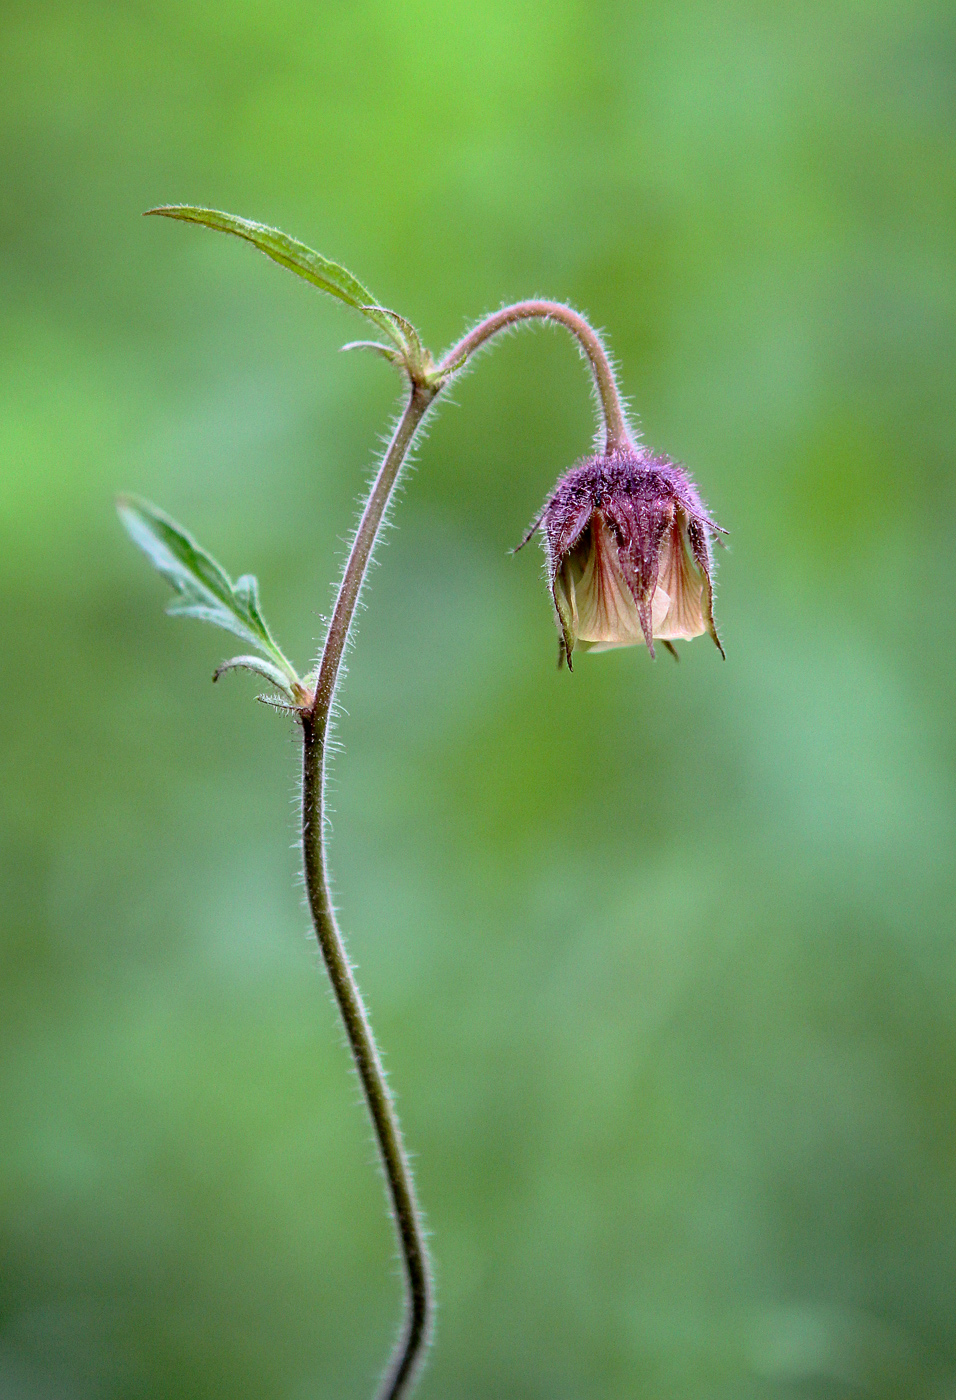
[145,206,407,352]
[435,345,470,380]
[340,339,405,367]
[213,655,299,702]
[117,496,299,686]
[363,307,425,361]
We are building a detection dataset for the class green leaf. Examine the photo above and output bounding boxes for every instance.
[213,655,299,702]
[145,206,407,351]
[434,345,470,381]
[364,307,425,361]
[340,339,405,367]
[117,496,299,686]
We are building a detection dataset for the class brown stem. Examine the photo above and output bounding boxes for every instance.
[298,297,625,1398]
[301,714,432,1400]
[309,384,435,726]
[302,384,437,1399]
[439,300,633,454]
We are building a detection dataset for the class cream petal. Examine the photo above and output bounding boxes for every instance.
[564,514,647,650]
[653,512,707,641]
[651,580,673,632]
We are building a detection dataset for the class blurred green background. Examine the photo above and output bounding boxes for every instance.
[2,0,955,1396]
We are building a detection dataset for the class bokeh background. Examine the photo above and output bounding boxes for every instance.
[2,0,955,1396]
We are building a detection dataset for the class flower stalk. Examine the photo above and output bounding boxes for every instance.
[296,308,629,1396]
[439,300,632,454]
[300,384,438,1400]
[124,208,726,1400]
[300,706,432,1400]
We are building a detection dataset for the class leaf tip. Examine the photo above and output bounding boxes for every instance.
[143,205,190,220]
[115,493,149,528]
[115,496,138,532]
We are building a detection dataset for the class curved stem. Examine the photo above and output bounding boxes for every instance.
[310,384,435,727]
[299,299,624,1399]
[301,384,436,1400]
[439,300,633,455]
[301,715,432,1400]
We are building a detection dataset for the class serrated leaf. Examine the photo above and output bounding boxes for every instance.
[145,206,407,351]
[233,573,275,643]
[213,655,299,702]
[117,496,299,686]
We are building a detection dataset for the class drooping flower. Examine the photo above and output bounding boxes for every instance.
[522,449,726,667]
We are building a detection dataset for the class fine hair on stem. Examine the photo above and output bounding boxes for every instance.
[124,205,658,1400]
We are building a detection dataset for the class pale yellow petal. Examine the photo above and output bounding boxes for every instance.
[564,514,647,650]
[653,513,707,641]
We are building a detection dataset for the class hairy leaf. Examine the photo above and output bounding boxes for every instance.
[145,206,407,351]
[340,339,405,367]
[213,655,299,702]
[364,307,425,361]
[117,496,299,685]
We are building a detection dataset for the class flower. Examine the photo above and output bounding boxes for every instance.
[521,449,726,667]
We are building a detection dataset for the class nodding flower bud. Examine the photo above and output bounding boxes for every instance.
[521,448,727,668]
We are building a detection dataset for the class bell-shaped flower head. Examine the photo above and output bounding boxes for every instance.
[523,448,726,667]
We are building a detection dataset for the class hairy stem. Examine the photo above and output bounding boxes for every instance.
[440,300,633,454]
[301,385,436,1400]
[301,714,432,1400]
[310,384,436,728]
[298,302,627,1399]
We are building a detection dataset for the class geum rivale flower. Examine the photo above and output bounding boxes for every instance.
[522,449,727,667]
